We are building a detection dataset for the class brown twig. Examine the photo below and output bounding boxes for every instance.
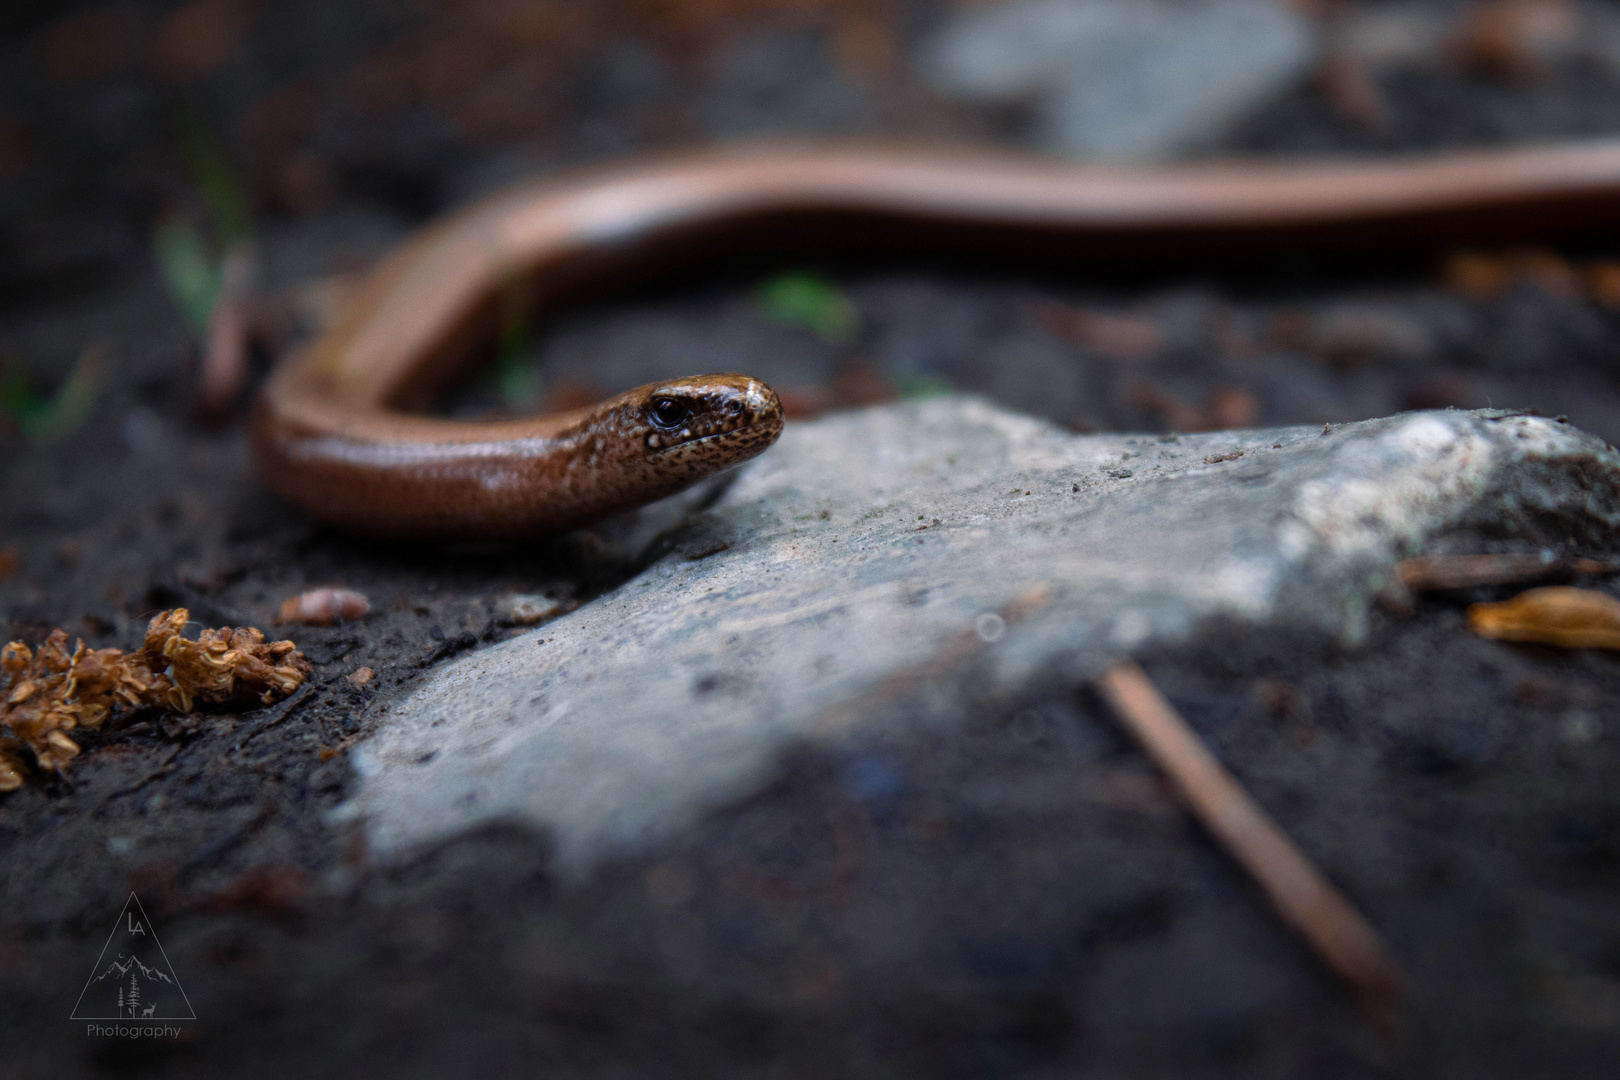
[1397,552,1617,591]
[1318,50,1389,131]
[1095,661,1403,1032]
[195,244,257,421]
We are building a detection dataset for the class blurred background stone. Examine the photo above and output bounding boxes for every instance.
[921,0,1318,158]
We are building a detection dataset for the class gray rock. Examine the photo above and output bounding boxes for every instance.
[919,0,1318,160]
[921,0,1159,103]
[334,401,1620,875]
[1042,0,1318,159]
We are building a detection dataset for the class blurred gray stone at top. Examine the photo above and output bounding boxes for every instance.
[920,0,1319,160]
[333,400,1620,877]
[921,0,1157,103]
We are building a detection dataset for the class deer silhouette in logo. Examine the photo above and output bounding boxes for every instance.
[140,1003,157,1018]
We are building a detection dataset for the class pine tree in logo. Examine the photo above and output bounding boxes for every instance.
[126,972,141,1018]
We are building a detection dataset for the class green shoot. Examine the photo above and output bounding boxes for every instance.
[495,273,538,407]
[153,216,221,335]
[0,345,102,440]
[154,119,255,336]
[153,216,220,335]
[757,271,858,343]
[895,373,953,399]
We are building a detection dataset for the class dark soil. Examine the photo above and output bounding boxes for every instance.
[2,2,1620,1076]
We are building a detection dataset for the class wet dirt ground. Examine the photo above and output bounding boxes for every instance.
[2,2,1620,1076]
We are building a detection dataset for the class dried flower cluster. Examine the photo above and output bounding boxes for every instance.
[0,609,311,792]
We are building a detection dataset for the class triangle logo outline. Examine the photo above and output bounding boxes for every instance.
[69,892,196,1021]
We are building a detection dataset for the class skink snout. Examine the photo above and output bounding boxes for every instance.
[738,378,784,436]
[638,373,783,454]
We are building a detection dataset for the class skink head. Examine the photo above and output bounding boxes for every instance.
[633,374,784,463]
[562,373,784,522]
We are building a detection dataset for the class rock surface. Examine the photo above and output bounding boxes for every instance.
[920,0,1318,159]
[336,400,1620,874]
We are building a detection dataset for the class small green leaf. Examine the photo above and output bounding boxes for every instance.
[896,374,953,400]
[153,216,220,335]
[497,350,537,408]
[152,120,254,336]
[495,274,539,407]
[757,272,858,343]
[0,346,102,440]
[0,366,40,427]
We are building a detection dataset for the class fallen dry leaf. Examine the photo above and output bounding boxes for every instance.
[1468,586,1620,649]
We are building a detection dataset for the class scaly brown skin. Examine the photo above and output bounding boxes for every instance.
[252,371,782,539]
[252,141,1620,539]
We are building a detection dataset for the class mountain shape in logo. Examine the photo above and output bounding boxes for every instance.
[70,892,195,1020]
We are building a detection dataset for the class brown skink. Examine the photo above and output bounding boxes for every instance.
[251,140,1620,538]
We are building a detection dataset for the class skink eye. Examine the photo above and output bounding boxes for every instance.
[650,397,690,429]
